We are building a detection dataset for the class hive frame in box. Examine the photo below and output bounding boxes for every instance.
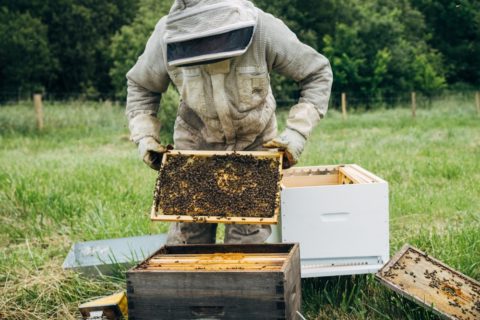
[268,164,390,278]
[150,150,283,225]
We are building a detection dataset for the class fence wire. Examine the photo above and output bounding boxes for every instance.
[0,89,478,110]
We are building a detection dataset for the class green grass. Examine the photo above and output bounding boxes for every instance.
[0,97,479,319]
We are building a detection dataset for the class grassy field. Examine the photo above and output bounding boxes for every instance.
[0,96,479,319]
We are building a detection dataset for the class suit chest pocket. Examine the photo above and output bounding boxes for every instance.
[236,66,269,112]
[181,68,216,118]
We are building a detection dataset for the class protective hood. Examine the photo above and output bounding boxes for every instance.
[165,0,258,67]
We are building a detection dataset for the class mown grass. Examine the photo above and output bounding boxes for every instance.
[0,96,479,319]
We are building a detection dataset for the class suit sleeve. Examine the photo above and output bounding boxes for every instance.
[263,11,333,138]
[125,18,171,143]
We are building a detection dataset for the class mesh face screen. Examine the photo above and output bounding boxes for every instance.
[167,26,254,65]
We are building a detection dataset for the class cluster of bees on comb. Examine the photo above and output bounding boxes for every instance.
[153,153,280,218]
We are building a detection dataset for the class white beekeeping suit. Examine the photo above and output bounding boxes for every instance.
[126,0,333,244]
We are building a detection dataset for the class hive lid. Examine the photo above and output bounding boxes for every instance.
[62,235,167,276]
[151,150,283,224]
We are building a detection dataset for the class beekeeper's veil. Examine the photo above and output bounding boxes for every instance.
[165,0,258,67]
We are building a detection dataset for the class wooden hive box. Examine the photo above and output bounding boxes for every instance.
[151,150,283,225]
[126,243,301,320]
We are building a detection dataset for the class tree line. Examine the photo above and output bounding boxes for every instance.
[1,0,479,105]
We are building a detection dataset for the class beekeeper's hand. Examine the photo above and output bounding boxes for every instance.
[138,137,169,170]
[263,128,306,169]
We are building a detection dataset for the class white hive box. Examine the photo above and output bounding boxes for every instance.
[269,164,389,278]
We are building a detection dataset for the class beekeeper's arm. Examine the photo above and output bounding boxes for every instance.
[126,19,171,170]
[262,13,333,168]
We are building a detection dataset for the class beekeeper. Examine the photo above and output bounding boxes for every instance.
[126,0,333,244]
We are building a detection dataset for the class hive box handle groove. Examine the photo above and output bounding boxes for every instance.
[190,306,225,317]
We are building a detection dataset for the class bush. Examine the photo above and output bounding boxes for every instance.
[1,1,138,97]
[109,0,173,100]
[0,8,55,96]
[158,86,180,144]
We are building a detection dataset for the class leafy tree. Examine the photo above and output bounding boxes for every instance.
[1,0,138,97]
[159,87,180,144]
[254,0,446,106]
[110,0,178,143]
[411,0,480,85]
[332,1,444,101]
[109,0,173,100]
[412,53,446,96]
[0,8,55,96]
[1,0,472,104]
[254,0,338,105]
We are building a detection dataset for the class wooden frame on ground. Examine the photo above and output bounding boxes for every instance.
[375,244,480,320]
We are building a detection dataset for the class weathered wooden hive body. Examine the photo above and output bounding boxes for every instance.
[127,243,301,320]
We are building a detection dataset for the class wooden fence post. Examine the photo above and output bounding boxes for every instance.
[411,91,416,118]
[341,92,347,120]
[33,94,44,130]
[476,91,480,115]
